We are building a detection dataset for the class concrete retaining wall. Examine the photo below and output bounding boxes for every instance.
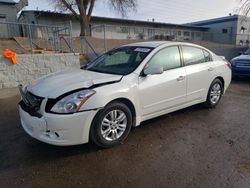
[0,53,80,89]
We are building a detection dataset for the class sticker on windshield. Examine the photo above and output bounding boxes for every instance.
[134,48,151,53]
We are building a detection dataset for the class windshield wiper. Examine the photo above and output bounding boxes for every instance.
[87,68,111,74]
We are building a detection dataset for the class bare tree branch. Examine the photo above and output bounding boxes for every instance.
[50,0,137,36]
[87,0,96,21]
[109,0,137,17]
[61,0,79,19]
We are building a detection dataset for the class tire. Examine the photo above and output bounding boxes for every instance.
[204,79,223,108]
[90,102,132,148]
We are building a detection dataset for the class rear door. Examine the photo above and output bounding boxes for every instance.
[181,45,215,102]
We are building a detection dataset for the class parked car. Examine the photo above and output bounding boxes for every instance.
[19,41,232,148]
[231,49,250,77]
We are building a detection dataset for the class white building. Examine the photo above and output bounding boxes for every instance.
[18,10,208,41]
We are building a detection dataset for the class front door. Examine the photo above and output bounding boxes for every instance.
[138,46,187,118]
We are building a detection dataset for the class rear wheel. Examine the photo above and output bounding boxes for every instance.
[90,102,132,148]
[204,79,223,108]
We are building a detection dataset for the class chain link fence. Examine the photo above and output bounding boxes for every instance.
[0,21,74,53]
[91,24,250,48]
[0,21,249,59]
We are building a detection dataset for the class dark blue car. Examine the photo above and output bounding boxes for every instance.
[231,49,250,77]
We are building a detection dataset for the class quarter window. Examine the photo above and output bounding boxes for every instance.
[203,50,212,62]
[182,46,206,65]
[147,46,181,71]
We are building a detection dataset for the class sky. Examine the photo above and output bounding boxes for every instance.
[22,0,241,24]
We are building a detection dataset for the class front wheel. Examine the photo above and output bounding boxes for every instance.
[204,79,223,108]
[90,102,132,148]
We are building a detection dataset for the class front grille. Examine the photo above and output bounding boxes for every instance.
[235,61,250,67]
[25,91,43,110]
[19,85,44,112]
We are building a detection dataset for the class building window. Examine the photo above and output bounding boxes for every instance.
[183,31,190,37]
[148,29,154,37]
[240,26,246,34]
[117,26,129,34]
[94,27,103,33]
[178,31,182,36]
[165,30,170,34]
[0,14,6,18]
[222,28,228,34]
[134,27,139,34]
[105,25,113,32]
[196,32,201,37]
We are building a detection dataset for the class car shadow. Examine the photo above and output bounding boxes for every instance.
[138,103,205,130]
[232,76,250,83]
[0,78,243,173]
[0,100,205,173]
[0,93,101,173]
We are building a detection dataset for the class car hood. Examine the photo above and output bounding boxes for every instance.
[26,69,122,98]
[232,55,250,62]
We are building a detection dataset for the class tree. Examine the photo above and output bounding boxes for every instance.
[239,0,250,17]
[52,0,137,36]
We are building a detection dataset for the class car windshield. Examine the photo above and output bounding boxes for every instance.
[86,46,153,75]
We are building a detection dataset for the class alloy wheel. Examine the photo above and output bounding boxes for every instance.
[101,110,128,141]
[210,83,222,104]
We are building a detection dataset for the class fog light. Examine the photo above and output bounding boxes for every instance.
[44,131,59,139]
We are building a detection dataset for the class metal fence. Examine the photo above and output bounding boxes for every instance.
[91,24,250,48]
[1,21,250,56]
[0,21,74,53]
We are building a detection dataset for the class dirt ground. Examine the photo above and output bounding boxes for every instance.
[0,78,250,188]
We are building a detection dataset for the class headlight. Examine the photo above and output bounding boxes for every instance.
[51,90,96,114]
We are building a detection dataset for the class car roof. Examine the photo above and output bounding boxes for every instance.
[123,41,204,48]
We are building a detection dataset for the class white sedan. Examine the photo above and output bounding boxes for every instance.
[19,41,231,148]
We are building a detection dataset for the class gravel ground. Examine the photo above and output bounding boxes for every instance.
[0,78,250,188]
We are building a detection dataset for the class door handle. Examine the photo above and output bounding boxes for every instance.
[208,67,214,71]
[177,76,185,81]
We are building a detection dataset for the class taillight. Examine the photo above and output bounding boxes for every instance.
[225,60,231,69]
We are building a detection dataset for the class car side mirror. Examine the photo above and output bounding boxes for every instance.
[143,65,164,75]
[80,63,89,69]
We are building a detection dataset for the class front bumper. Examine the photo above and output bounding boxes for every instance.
[19,105,98,146]
[232,65,250,76]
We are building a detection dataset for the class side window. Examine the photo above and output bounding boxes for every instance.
[182,46,206,66]
[203,50,212,62]
[147,46,181,71]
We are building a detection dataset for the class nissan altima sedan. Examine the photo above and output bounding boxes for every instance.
[19,41,231,148]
